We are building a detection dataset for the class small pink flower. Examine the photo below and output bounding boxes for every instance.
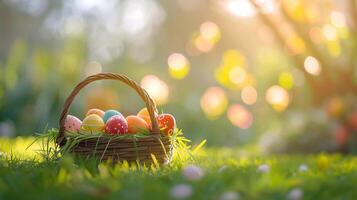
[170,184,193,199]
[257,164,270,173]
[218,191,240,200]
[287,188,303,200]
[182,165,204,181]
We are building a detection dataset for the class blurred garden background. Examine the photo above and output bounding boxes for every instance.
[1,0,357,154]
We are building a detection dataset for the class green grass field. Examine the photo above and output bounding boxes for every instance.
[0,137,356,200]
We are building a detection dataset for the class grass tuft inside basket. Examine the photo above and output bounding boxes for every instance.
[29,127,186,164]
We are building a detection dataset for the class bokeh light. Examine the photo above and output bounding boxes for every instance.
[265,85,290,112]
[226,0,255,18]
[241,86,258,105]
[216,49,254,90]
[223,49,245,67]
[225,0,276,18]
[190,21,221,54]
[279,72,294,89]
[141,75,169,105]
[330,11,346,28]
[200,21,221,42]
[194,35,215,53]
[229,67,247,85]
[322,24,337,41]
[168,53,190,80]
[227,104,253,129]
[200,87,228,119]
[85,61,102,76]
[304,56,321,76]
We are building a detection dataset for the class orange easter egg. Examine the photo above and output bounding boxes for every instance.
[86,108,105,118]
[137,108,157,128]
[126,115,149,134]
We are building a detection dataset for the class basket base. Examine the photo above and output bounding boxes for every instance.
[66,136,173,165]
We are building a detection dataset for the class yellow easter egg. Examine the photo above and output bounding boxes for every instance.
[81,114,105,133]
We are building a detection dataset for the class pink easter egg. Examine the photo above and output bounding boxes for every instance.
[64,115,82,133]
[105,115,128,135]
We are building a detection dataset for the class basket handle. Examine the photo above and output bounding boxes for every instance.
[56,73,160,146]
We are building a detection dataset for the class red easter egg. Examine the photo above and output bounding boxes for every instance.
[157,114,176,135]
[105,115,128,135]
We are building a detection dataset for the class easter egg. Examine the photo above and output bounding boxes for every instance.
[64,115,82,133]
[157,113,176,135]
[103,109,123,123]
[126,115,149,134]
[137,108,157,128]
[81,114,105,133]
[105,115,128,135]
[86,108,105,118]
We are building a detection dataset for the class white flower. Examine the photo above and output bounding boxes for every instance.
[182,165,204,181]
[298,164,308,172]
[218,191,240,200]
[257,164,270,173]
[287,188,303,200]
[170,184,193,199]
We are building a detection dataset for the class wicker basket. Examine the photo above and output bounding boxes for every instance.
[56,73,173,165]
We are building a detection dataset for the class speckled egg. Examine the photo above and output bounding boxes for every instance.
[86,108,105,118]
[137,108,157,128]
[126,115,149,134]
[105,115,128,135]
[157,113,176,135]
[64,115,82,133]
[81,114,105,133]
[103,109,123,123]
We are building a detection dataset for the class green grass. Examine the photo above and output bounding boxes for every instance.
[0,137,356,200]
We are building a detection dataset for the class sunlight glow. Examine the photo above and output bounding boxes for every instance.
[225,0,277,18]
[226,0,255,18]
[168,53,190,79]
[330,11,346,28]
[265,85,290,112]
[200,87,228,119]
[227,104,253,129]
[141,75,169,105]
[241,86,258,105]
[286,36,306,54]
[304,56,321,76]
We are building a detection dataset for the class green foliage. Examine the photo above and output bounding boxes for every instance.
[0,137,356,199]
